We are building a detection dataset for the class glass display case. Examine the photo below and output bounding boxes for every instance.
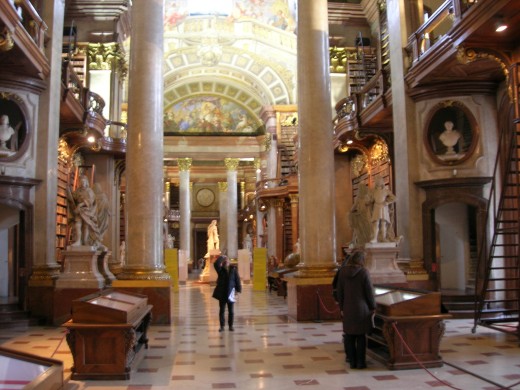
[369,286,451,370]
[0,347,63,389]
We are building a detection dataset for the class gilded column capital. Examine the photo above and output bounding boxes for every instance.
[289,194,299,203]
[177,157,192,171]
[254,157,261,170]
[218,182,228,192]
[164,181,170,192]
[224,158,240,171]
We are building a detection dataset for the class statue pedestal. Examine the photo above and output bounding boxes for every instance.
[97,250,116,286]
[56,246,105,288]
[237,249,251,282]
[199,250,220,283]
[364,242,406,284]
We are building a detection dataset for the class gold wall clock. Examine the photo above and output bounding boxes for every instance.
[196,188,215,207]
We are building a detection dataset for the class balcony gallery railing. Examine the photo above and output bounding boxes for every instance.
[405,0,476,65]
[7,0,47,50]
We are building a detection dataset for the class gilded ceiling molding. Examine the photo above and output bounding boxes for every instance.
[224,157,240,171]
[177,157,192,171]
[456,45,512,100]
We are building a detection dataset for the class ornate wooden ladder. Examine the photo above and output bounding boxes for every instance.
[473,63,520,339]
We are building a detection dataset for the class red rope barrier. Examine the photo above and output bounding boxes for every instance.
[316,290,340,315]
[391,322,463,390]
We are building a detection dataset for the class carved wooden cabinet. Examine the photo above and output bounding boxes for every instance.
[63,290,152,380]
[367,287,451,370]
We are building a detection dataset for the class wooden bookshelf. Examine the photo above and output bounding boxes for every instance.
[346,47,377,95]
[56,159,71,263]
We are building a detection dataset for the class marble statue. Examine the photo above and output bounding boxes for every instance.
[368,177,396,243]
[439,120,462,155]
[0,115,15,153]
[93,183,110,249]
[119,241,126,263]
[243,233,252,252]
[348,183,372,247]
[67,175,104,248]
[207,219,219,254]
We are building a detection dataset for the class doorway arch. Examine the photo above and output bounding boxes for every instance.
[416,177,491,290]
[0,176,39,310]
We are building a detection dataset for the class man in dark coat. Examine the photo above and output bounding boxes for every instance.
[212,256,242,332]
[337,250,376,369]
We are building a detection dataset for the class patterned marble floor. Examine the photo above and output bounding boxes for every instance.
[1,279,519,390]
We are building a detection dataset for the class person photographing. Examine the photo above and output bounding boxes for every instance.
[212,256,242,332]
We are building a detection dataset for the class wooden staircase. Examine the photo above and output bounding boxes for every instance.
[0,301,43,330]
[473,100,520,339]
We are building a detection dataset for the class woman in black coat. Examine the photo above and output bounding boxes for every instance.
[337,250,376,369]
[212,256,242,332]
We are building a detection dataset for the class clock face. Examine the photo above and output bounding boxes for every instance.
[196,188,215,207]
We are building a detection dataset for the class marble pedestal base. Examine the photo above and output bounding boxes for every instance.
[55,246,105,289]
[97,250,116,286]
[364,242,406,284]
[199,250,220,283]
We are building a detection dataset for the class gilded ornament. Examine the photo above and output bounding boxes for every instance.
[370,139,389,164]
[224,157,240,171]
[0,28,14,52]
[177,157,192,171]
[351,153,367,177]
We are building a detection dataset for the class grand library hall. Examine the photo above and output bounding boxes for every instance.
[0,0,519,389]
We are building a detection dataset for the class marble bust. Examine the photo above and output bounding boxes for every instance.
[0,115,15,155]
[438,120,462,155]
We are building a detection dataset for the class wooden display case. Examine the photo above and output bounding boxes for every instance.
[367,287,451,370]
[0,346,64,389]
[63,290,152,380]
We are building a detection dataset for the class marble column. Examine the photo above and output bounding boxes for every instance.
[178,158,192,262]
[113,0,170,324]
[387,0,420,260]
[254,158,264,247]
[218,182,228,251]
[225,158,239,260]
[296,0,336,276]
[289,194,299,251]
[272,199,284,261]
[286,0,336,322]
[30,0,64,281]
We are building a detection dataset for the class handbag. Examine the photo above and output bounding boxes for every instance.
[228,287,236,302]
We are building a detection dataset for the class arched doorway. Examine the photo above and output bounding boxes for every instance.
[0,176,39,313]
[417,177,490,290]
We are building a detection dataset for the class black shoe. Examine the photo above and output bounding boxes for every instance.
[349,364,356,369]
[229,327,234,331]
[219,327,224,332]
[357,364,367,369]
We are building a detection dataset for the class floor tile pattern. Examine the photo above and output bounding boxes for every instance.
[1,279,519,390]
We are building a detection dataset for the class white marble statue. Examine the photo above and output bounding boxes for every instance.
[368,177,396,243]
[207,219,219,254]
[243,233,252,252]
[67,175,110,249]
[439,120,462,155]
[0,115,16,153]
